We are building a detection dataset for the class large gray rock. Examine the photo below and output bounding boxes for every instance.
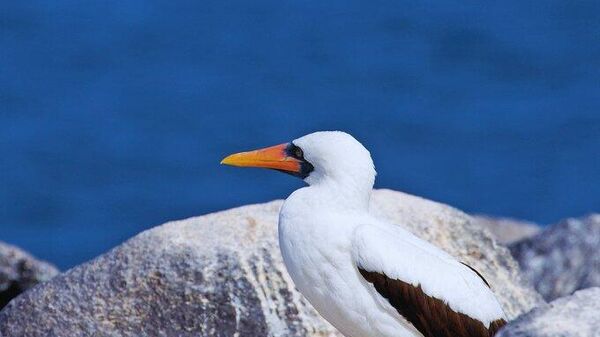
[510,214,600,301]
[0,189,542,337]
[473,215,541,244]
[0,241,59,309]
[497,287,600,337]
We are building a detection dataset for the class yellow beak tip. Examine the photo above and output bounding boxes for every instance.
[220,154,242,166]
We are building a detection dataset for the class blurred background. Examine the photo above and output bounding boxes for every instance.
[1,1,599,269]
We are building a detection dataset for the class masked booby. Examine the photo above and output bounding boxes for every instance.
[221,131,507,337]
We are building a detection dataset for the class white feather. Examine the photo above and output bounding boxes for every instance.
[278,131,506,337]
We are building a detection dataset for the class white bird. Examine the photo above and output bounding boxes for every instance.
[221,131,507,337]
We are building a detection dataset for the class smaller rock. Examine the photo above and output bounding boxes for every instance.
[473,215,540,244]
[509,214,600,301]
[0,241,59,309]
[497,287,600,337]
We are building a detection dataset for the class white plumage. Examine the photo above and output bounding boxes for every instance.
[223,131,507,337]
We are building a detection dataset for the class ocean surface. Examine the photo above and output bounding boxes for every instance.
[2,1,599,269]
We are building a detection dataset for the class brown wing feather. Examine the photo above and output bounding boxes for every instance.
[358,268,506,337]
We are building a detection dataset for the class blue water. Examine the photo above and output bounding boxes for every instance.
[1,1,599,269]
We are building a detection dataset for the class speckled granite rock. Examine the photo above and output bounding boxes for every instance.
[0,189,542,337]
[473,215,540,244]
[510,214,600,301]
[0,241,59,309]
[497,287,600,337]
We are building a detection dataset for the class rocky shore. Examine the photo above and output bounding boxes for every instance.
[1,189,597,336]
[0,241,59,309]
[509,214,600,301]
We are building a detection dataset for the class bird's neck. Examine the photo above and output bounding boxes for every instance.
[307,177,373,211]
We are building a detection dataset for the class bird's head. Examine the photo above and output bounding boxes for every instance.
[221,131,376,190]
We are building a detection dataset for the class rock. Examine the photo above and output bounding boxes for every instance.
[472,215,541,244]
[0,189,543,337]
[497,287,600,337]
[509,214,600,301]
[0,241,59,309]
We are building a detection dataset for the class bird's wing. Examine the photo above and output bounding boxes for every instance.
[352,223,506,337]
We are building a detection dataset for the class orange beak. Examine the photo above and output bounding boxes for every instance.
[220,143,302,174]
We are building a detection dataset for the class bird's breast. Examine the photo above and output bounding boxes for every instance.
[278,208,374,328]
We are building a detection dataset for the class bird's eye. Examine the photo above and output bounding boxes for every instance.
[289,145,303,159]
